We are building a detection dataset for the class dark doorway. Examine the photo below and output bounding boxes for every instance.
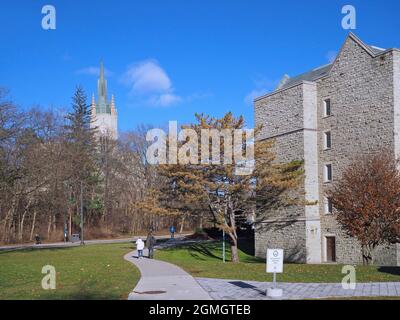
[326,236,336,262]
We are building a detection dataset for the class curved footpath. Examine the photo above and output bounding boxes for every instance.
[124,243,400,300]
[124,248,211,300]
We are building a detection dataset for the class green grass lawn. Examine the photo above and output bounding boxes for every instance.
[0,243,139,300]
[156,241,400,283]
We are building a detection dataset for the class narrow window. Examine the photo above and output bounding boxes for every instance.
[324,164,332,182]
[325,197,333,214]
[324,131,332,149]
[326,236,336,262]
[323,99,331,117]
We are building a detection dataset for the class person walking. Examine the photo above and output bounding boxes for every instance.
[34,234,41,245]
[146,230,156,259]
[169,225,176,239]
[136,238,144,259]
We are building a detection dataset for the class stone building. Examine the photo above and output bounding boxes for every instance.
[254,33,400,266]
[90,61,118,140]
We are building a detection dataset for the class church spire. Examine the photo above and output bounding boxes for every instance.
[97,60,108,113]
[90,60,118,140]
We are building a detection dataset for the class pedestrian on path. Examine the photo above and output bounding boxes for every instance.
[136,238,144,259]
[169,225,176,239]
[146,230,156,259]
[34,234,41,245]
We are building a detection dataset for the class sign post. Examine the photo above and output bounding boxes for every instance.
[266,249,284,298]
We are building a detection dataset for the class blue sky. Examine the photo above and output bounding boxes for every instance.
[1,0,400,132]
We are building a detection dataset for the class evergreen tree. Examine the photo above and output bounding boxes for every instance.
[64,86,99,236]
[141,112,303,263]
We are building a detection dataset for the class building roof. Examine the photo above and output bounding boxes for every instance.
[255,33,398,102]
[368,45,386,55]
[277,63,333,90]
[274,37,387,91]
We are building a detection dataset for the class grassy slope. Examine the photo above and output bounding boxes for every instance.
[156,241,400,283]
[0,243,139,300]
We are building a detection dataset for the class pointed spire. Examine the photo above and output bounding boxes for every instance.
[100,59,105,83]
[97,59,108,113]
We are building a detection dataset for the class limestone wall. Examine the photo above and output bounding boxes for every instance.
[317,36,397,265]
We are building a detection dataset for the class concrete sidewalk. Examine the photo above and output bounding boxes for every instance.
[196,277,400,300]
[125,248,212,300]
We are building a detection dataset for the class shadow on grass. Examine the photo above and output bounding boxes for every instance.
[39,290,122,300]
[378,266,400,276]
[163,241,263,264]
[238,237,255,256]
[0,246,79,255]
[188,242,223,261]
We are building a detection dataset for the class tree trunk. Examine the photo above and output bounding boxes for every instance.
[19,212,26,242]
[30,210,37,241]
[19,198,32,242]
[180,215,185,233]
[68,207,72,238]
[47,215,52,239]
[229,234,239,263]
[2,215,9,242]
[52,213,56,233]
[227,196,239,263]
[362,244,373,265]
[199,213,203,229]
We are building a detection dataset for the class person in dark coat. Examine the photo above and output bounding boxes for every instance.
[146,230,156,259]
[35,234,41,245]
[169,225,176,239]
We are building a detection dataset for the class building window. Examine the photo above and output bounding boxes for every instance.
[324,164,332,182]
[324,197,333,214]
[323,99,331,117]
[324,131,332,150]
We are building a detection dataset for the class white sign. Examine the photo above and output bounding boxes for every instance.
[266,249,284,273]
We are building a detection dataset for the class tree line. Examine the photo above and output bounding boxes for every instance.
[3,84,396,264]
[0,86,304,264]
[0,87,183,244]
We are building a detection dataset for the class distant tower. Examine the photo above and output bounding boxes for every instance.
[90,61,118,139]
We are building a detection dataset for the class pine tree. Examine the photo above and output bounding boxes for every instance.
[64,86,99,236]
[145,112,303,263]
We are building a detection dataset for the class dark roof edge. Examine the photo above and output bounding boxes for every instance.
[254,80,316,102]
[254,33,400,103]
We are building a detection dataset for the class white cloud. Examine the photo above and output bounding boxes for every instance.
[76,67,113,77]
[122,60,171,94]
[245,88,269,106]
[150,93,182,107]
[244,78,278,106]
[121,59,183,107]
[326,51,337,63]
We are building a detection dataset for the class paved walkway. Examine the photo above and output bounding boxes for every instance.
[0,234,190,252]
[125,248,211,300]
[196,278,400,300]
